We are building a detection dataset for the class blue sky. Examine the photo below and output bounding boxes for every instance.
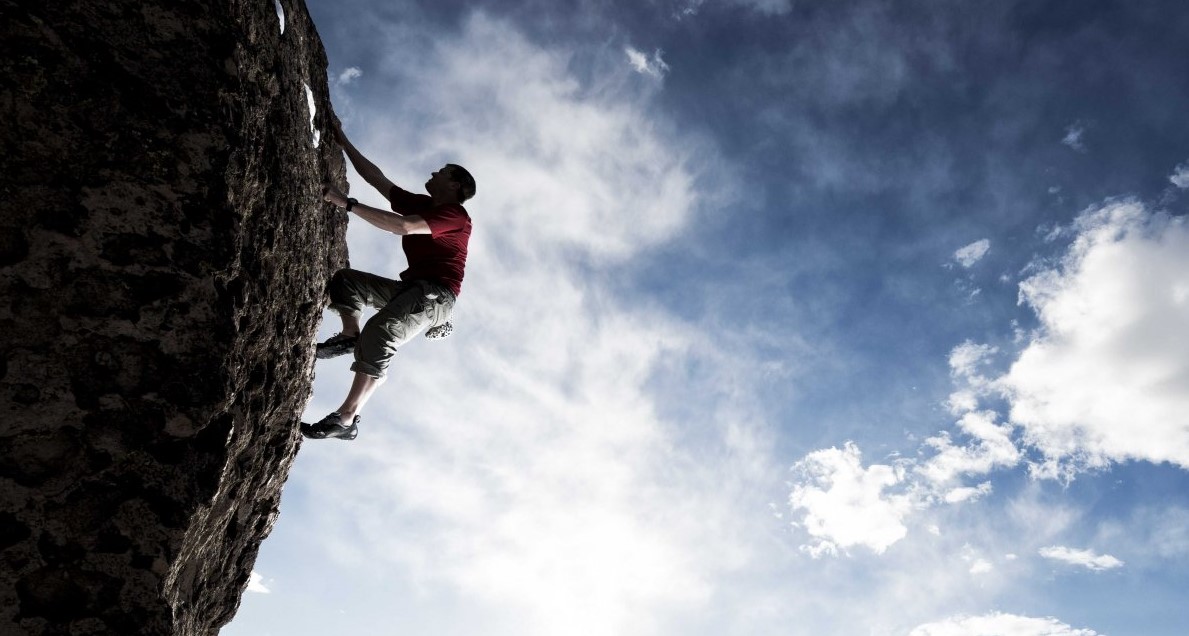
[226,1,1189,634]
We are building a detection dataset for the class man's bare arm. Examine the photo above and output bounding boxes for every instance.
[332,121,396,200]
[351,203,431,235]
[323,184,430,235]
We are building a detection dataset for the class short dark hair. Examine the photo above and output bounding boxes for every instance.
[446,164,476,203]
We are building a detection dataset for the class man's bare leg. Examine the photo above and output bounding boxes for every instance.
[335,371,385,423]
[340,313,362,337]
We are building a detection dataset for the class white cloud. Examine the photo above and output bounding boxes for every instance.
[909,612,1100,636]
[968,558,993,574]
[953,239,991,268]
[918,412,1019,486]
[1000,201,1189,475]
[947,341,997,386]
[246,570,270,594]
[1038,545,1124,571]
[790,201,1189,554]
[920,343,1020,489]
[786,339,1021,554]
[337,66,363,85]
[374,16,703,261]
[788,442,914,556]
[1061,122,1086,152]
[944,482,992,504]
[1170,161,1189,188]
[624,46,670,79]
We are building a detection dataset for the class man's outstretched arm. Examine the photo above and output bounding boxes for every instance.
[332,120,396,200]
[323,184,430,235]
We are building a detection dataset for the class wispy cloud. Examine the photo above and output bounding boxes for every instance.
[1095,505,1189,565]
[953,239,990,268]
[675,0,793,18]
[1038,546,1124,571]
[292,12,766,636]
[1061,122,1086,152]
[336,66,362,85]
[624,46,669,79]
[910,612,1101,635]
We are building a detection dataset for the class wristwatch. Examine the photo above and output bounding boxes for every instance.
[345,197,358,211]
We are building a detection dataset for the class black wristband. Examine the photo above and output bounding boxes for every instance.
[345,197,358,212]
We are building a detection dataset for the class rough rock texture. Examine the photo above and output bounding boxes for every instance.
[0,0,348,633]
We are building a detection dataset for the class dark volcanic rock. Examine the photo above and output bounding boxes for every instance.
[0,0,348,633]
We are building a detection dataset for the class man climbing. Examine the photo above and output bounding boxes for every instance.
[301,121,475,441]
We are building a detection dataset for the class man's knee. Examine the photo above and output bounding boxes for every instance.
[328,268,354,293]
[327,268,364,314]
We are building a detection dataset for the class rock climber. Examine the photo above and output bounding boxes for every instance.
[301,121,475,440]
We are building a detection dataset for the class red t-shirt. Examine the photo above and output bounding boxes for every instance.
[388,185,471,296]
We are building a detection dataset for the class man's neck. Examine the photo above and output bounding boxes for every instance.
[431,193,461,207]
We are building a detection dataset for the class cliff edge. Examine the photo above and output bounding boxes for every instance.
[0,0,347,633]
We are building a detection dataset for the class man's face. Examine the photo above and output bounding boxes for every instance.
[425,165,457,197]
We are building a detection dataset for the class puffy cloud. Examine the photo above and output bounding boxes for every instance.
[786,340,1020,554]
[624,46,670,79]
[953,239,991,268]
[788,442,914,556]
[790,200,1187,556]
[246,571,270,594]
[909,612,1100,635]
[1038,546,1124,571]
[1000,201,1189,476]
[1170,161,1189,189]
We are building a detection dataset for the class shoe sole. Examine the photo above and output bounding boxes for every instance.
[300,425,358,440]
[315,347,351,360]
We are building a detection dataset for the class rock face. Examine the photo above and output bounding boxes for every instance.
[0,0,347,633]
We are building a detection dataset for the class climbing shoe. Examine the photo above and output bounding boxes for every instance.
[300,412,360,440]
[316,333,358,359]
[424,321,454,340]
